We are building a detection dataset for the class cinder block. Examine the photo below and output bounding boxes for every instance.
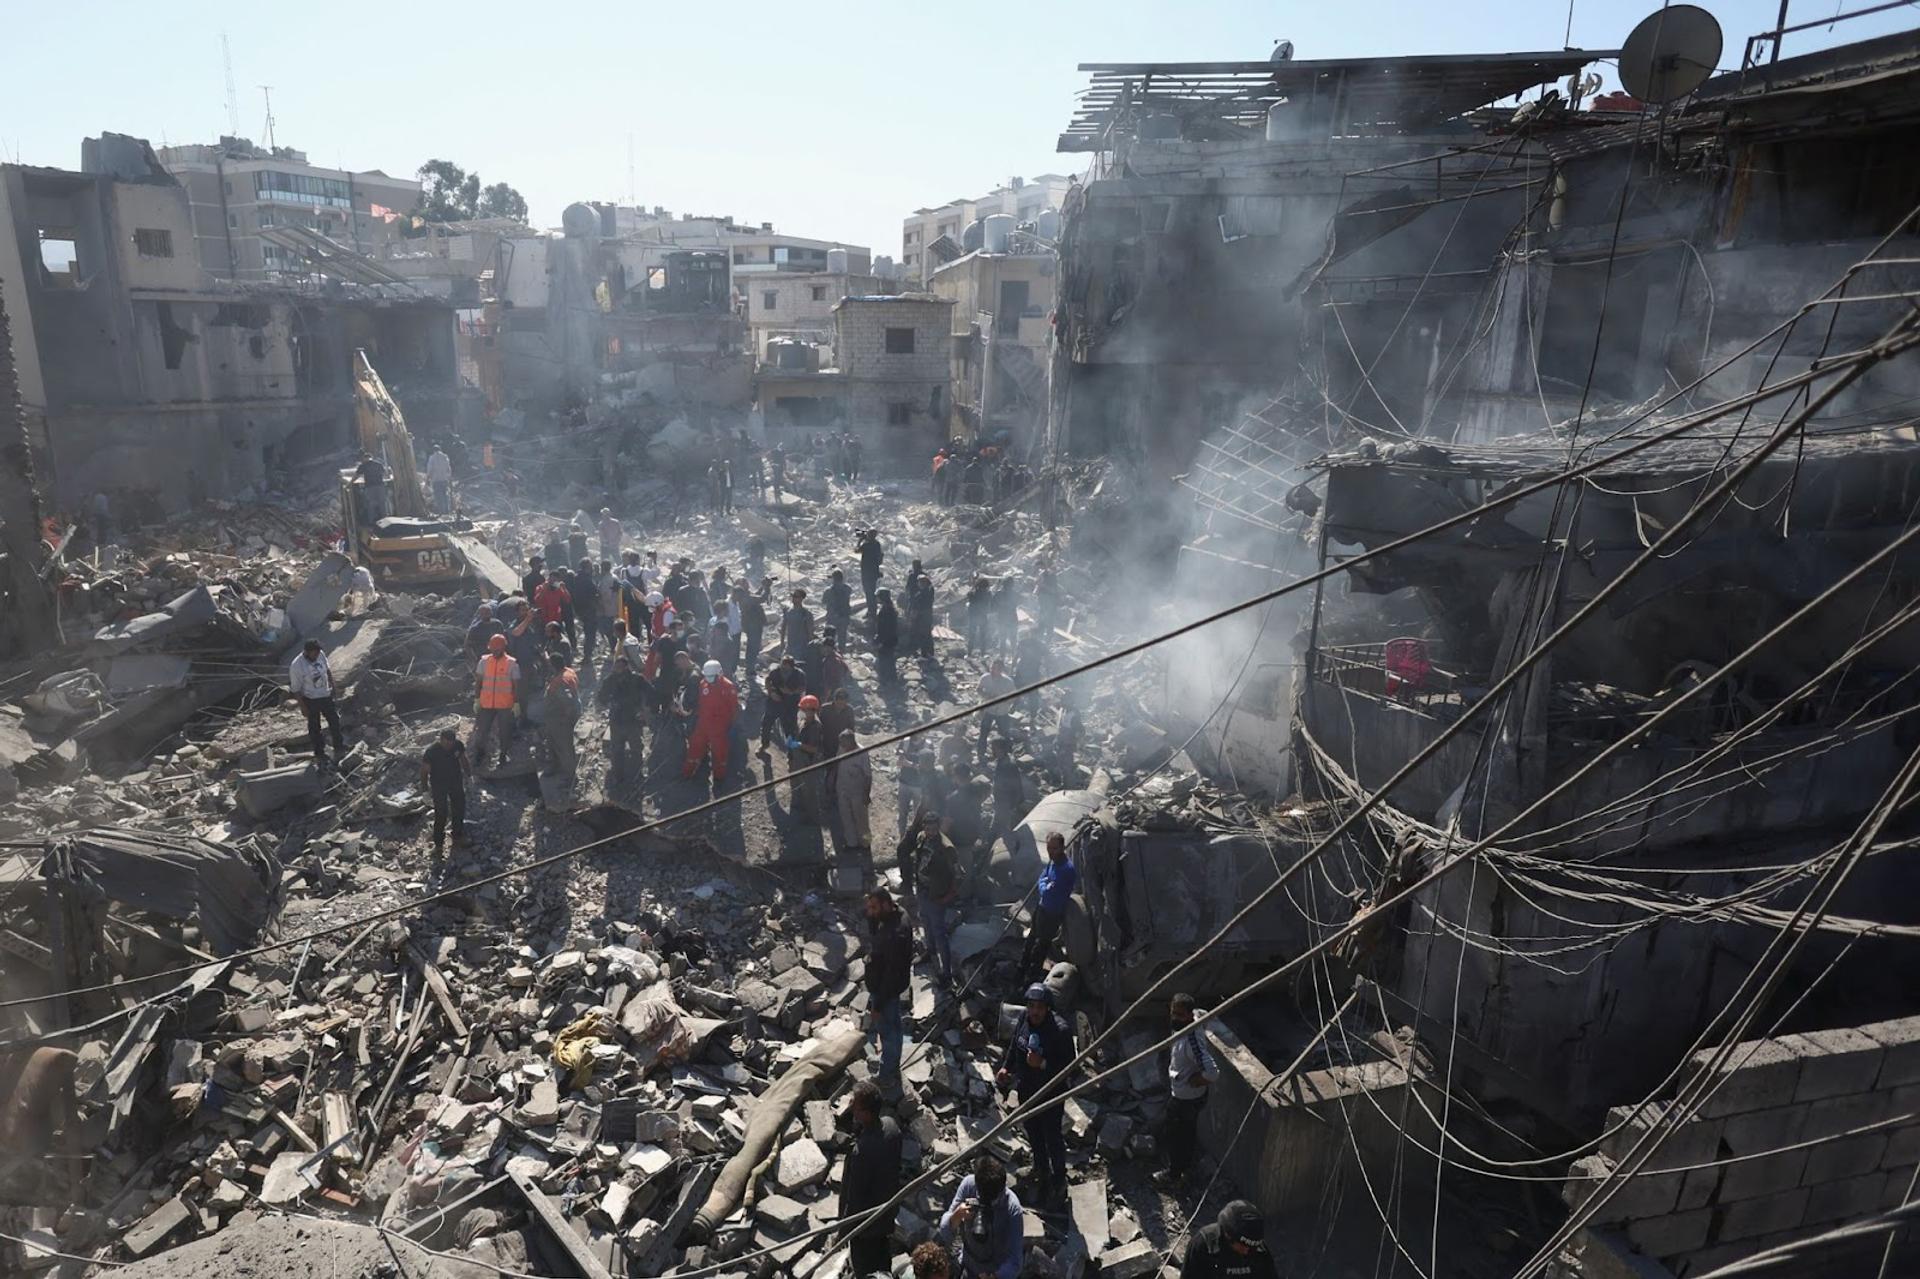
[1803,1092,1886,1141]
[1696,1037,1804,1117]
[1718,1187,1809,1242]
[1722,1105,1805,1156]
[1601,1105,1725,1169]
[1882,1123,1920,1170]
[1805,1171,1890,1226]
[1720,1148,1808,1202]
[1677,1166,1721,1212]
[1625,1208,1713,1259]
[1861,1016,1920,1089]
[1786,1028,1884,1102]
[1803,1132,1888,1184]
[1881,1168,1919,1209]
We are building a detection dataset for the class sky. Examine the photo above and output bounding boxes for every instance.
[5,1,1917,259]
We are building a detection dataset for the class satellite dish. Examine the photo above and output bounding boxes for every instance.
[1619,5,1723,103]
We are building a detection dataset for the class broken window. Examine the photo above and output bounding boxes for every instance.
[811,285,827,302]
[133,228,174,259]
[155,302,193,371]
[885,326,915,355]
[37,228,79,286]
[888,402,912,426]
[762,290,778,312]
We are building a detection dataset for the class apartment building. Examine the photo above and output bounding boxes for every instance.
[901,173,1075,281]
[156,137,420,281]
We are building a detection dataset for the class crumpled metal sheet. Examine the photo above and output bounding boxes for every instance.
[39,828,282,955]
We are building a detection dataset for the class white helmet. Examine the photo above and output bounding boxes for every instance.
[646,591,664,607]
[702,660,723,680]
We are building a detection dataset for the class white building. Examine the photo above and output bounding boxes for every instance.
[902,174,1075,282]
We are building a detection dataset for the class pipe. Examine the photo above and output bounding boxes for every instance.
[689,1025,864,1239]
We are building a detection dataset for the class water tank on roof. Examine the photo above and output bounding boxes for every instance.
[982,214,1013,254]
[1034,209,1062,241]
[1266,101,1310,142]
[1138,113,1182,141]
[962,220,986,253]
[826,247,849,273]
[561,203,600,238]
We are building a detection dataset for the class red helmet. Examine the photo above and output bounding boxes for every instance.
[798,695,820,711]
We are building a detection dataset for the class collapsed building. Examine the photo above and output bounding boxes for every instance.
[1038,18,1920,1279]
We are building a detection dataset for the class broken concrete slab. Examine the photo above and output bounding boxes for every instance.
[122,1196,192,1257]
[234,761,325,819]
[777,1137,829,1191]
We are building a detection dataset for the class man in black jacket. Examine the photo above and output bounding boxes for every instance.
[865,888,911,1092]
[996,983,1073,1206]
[1181,1201,1276,1279]
[596,653,650,789]
[858,530,884,619]
[838,1079,903,1276]
[824,568,853,641]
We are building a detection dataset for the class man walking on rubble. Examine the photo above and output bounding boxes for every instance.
[912,811,959,988]
[873,588,900,685]
[573,559,602,673]
[857,528,884,620]
[289,639,347,768]
[471,634,519,768]
[759,653,805,755]
[837,1079,904,1276]
[864,888,911,1094]
[420,728,469,856]
[782,588,814,658]
[1020,832,1076,984]
[597,508,622,563]
[597,651,649,790]
[990,737,1024,834]
[997,983,1073,1208]
[824,568,853,642]
[1155,992,1220,1194]
[683,659,739,790]
[522,554,547,604]
[977,659,1015,761]
[735,581,767,676]
[831,728,872,856]
[543,652,582,784]
[906,561,936,657]
[425,443,454,512]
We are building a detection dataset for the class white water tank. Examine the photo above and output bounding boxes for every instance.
[826,247,849,273]
[1265,100,1303,142]
[1034,209,1062,241]
[983,214,1013,254]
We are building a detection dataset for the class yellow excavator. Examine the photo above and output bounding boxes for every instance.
[339,351,514,592]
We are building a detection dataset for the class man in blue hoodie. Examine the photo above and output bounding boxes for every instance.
[996,983,1073,1207]
[1019,832,1077,983]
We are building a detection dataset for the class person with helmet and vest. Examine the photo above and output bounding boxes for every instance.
[471,633,520,769]
[997,982,1073,1207]
[1180,1201,1275,1279]
[789,694,827,822]
[648,590,676,640]
[683,659,739,788]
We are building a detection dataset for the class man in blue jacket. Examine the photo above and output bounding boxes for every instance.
[996,983,1073,1207]
[1019,832,1077,983]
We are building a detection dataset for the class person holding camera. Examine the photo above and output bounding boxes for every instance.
[996,983,1073,1207]
[1180,1200,1277,1279]
[936,1154,1023,1279]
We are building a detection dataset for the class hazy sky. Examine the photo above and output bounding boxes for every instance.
[6,2,1915,258]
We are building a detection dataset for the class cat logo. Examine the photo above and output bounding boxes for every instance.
[416,548,454,573]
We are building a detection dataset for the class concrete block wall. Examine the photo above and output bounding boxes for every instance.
[1560,1015,1920,1276]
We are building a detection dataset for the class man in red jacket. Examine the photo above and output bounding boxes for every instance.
[683,659,738,787]
[533,571,572,629]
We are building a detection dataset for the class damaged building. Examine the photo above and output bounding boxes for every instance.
[0,135,466,517]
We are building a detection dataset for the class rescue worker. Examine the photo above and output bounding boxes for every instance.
[419,728,469,854]
[836,1080,903,1277]
[288,639,346,767]
[1020,832,1077,983]
[471,633,519,768]
[830,728,872,855]
[597,652,649,790]
[873,588,900,685]
[683,659,739,789]
[1179,1202,1275,1279]
[996,983,1072,1207]
[543,653,581,783]
[759,654,805,754]
[1156,992,1220,1192]
[790,694,827,823]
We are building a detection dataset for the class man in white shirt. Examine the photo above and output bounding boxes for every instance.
[288,639,346,766]
[1156,992,1220,1191]
[597,508,622,563]
[424,446,454,512]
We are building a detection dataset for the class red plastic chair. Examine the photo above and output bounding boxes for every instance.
[1383,638,1431,699]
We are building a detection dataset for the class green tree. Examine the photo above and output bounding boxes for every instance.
[415,159,480,222]
[477,181,528,223]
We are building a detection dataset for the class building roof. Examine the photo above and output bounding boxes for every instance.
[1059,49,1612,151]
[831,293,954,311]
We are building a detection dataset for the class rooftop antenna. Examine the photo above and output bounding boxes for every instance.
[258,85,277,150]
[1618,4,1723,102]
[626,132,636,206]
[221,34,239,137]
